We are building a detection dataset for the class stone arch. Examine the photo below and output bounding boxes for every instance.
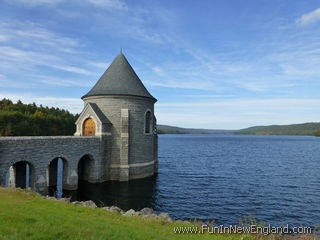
[82,117,96,136]
[47,157,69,197]
[77,154,95,182]
[76,154,95,199]
[144,109,153,134]
[6,161,35,189]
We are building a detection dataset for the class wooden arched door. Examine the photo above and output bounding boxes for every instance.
[83,118,96,136]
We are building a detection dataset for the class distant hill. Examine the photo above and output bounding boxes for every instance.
[157,124,233,134]
[236,122,320,136]
[158,122,320,136]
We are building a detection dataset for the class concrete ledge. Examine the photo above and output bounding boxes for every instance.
[109,162,155,181]
[128,171,154,180]
[109,160,155,169]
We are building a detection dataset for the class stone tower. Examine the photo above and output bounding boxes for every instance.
[75,53,158,181]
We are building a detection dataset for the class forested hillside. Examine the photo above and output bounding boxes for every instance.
[236,122,320,136]
[157,124,233,134]
[0,99,78,136]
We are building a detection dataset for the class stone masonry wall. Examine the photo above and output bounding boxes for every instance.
[0,136,101,194]
[84,95,156,180]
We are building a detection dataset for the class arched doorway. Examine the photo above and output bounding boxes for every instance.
[83,118,96,136]
[6,161,33,189]
[48,157,68,198]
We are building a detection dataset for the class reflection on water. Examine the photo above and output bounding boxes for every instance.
[68,176,159,211]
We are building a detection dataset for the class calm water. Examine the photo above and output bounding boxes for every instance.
[72,134,320,227]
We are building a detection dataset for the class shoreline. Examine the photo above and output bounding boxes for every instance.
[0,187,318,240]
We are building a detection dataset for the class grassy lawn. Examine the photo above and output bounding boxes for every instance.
[0,187,305,240]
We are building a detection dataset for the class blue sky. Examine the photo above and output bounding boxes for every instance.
[1,0,320,129]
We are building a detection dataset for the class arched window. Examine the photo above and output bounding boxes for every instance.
[145,110,152,134]
[83,118,96,136]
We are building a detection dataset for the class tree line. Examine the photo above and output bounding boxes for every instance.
[0,98,78,136]
[236,122,320,136]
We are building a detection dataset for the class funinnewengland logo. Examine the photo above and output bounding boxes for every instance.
[173,224,313,235]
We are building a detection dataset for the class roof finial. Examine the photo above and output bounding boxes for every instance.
[120,47,122,54]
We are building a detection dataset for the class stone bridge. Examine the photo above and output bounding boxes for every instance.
[0,136,105,194]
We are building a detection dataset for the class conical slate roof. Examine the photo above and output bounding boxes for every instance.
[82,53,156,101]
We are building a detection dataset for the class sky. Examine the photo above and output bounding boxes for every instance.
[1,0,320,129]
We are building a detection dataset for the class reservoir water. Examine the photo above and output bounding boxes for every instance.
[71,134,320,227]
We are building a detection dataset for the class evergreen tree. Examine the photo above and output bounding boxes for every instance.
[0,98,77,136]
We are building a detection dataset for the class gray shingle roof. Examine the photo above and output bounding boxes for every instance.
[87,102,110,124]
[75,102,111,125]
[82,53,156,101]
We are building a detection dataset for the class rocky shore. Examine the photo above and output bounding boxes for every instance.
[45,196,178,223]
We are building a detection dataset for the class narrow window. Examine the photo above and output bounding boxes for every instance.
[145,110,152,134]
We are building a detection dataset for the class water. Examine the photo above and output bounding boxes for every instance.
[72,134,320,227]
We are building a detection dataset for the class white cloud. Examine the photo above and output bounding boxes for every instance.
[0,46,93,76]
[152,66,165,76]
[0,93,83,113]
[0,20,100,92]
[6,0,127,10]
[229,81,269,92]
[87,0,127,10]
[0,46,56,63]
[0,21,79,50]
[5,0,63,7]
[53,66,92,75]
[0,35,9,42]
[123,27,163,44]
[88,61,110,69]
[6,0,169,45]
[142,23,320,93]
[145,78,223,91]
[184,94,235,99]
[297,8,320,26]
[35,75,92,87]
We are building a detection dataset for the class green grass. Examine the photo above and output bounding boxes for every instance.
[0,187,298,240]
